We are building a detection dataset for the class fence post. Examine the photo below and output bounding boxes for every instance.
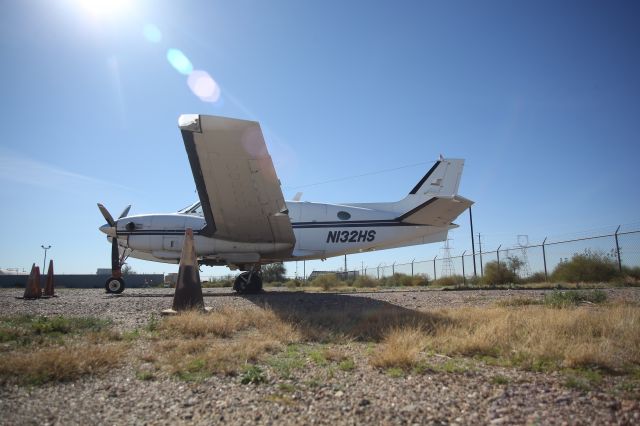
[461,251,466,285]
[614,225,622,272]
[433,255,437,281]
[411,258,415,277]
[542,237,548,281]
[477,233,484,277]
[496,245,501,265]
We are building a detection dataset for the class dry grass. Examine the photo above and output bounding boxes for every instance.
[160,307,299,343]
[0,344,127,385]
[0,314,127,385]
[363,303,640,373]
[426,304,640,372]
[152,307,301,380]
[159,333,282,379]
[370,327,424,368]
[4,300,637,386]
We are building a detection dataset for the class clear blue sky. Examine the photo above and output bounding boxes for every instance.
[1,0,639,276]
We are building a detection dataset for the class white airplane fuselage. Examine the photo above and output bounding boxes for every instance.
[100,200,453,268]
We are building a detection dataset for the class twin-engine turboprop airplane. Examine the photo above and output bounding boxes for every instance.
[98,114,473,294]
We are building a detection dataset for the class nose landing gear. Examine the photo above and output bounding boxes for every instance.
[105,276,125,294]
[105,237,129,294]
[233,267,263,294]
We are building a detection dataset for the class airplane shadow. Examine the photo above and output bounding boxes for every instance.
[240,291,455,342]
[103,290,240,299]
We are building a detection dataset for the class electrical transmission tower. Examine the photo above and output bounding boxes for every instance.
[440,238,456,276]
[517,234,532,278]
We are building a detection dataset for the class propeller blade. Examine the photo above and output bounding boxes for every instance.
[293,192,303,201]
[97,203,116,227]
[118,205,131,220]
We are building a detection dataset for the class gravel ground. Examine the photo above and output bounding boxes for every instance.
[1,287,639,425]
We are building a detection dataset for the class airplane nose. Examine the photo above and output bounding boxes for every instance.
[99,223,116,237]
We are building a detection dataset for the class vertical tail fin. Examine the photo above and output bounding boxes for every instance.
[392,158,470,225]
[340,158,470,223]
[408,158,465,198]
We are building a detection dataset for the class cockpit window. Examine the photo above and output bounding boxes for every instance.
[178,202,203,216]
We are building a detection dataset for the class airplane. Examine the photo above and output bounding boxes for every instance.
[98,114,473,294]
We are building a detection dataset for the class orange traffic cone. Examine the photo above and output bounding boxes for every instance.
[163,228,208,314]
[22,264,41,299]
[44,259,55,297]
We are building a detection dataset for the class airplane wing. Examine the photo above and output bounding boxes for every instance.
[396,195,473,227]
[178,114,295,247]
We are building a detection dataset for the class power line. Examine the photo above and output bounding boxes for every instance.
[283,160,437,190]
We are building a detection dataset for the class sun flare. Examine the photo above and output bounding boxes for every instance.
[75,0,133,19]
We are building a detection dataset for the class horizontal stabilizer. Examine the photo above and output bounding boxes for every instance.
[397,195,472,226]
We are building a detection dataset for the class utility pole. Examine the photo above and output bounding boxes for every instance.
[41,245,51,274]
[469,207,477,277]
[478,233,483,277]
[344,255,347,273]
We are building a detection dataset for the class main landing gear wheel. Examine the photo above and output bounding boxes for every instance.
[105,277,125,294]
[233,272,263,294]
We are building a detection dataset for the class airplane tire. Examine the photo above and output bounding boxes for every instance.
[105,277,125,294]
[234,272,263,294]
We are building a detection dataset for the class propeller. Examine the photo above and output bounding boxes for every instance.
[98,203,131,227]
[118,205,131,219]
[98,203,115,227]
[97,203,132,275]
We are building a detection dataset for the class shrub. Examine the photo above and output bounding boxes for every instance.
[623,266,640,281]
[522,272,547,284]
[353,275,378,288]
[552,250,620,283]
[481,261,518,285]
[284,279,302,289]
[262,263,286,283]
[313,274,343,290]
[380,273,428,287]
[431,275,465,287]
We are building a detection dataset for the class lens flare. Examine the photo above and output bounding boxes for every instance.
[143,24,162,43]
[166,49,193,75]
[187,70,221,103]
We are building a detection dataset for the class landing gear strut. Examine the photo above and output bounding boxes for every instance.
[233,268,263,294]
[105,236,129,294]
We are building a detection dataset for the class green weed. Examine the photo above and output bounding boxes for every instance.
[241,365,267,384]
[338,358,356,371]
[543,290,607,308]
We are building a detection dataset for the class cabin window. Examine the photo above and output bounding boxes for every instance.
[337,211,351,220]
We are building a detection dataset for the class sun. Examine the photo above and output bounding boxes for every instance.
[75,0,133,19]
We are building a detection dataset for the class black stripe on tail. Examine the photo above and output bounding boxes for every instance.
[408,161,441,194]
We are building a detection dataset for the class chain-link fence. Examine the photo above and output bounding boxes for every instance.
[358,227,640,282]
